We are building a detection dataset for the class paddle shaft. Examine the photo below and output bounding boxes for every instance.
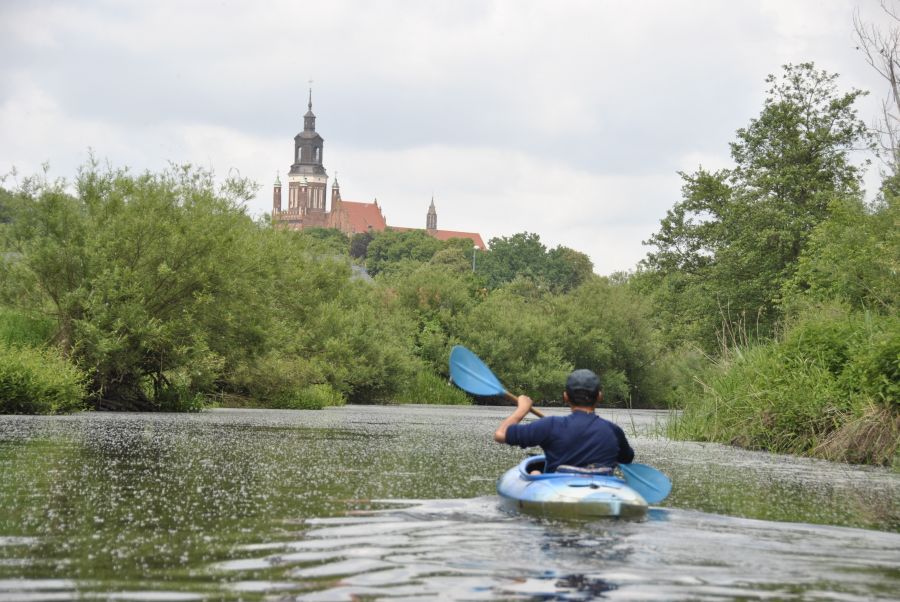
[503,391,545,418]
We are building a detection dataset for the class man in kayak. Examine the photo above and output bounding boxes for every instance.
[493,369,635,473]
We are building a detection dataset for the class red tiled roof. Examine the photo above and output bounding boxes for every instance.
[392,226,486,249]
[428,229,486,249]
[336,201,387,234]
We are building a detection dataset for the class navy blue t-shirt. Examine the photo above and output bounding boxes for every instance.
[505,411,635,472]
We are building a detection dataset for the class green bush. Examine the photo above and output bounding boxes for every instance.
[395,369,472,405]
[0,343,88,414]
[230,352,347,409]
[840,316,899,407]
[456,285,571,401]
[270,383,346,410]
[779,305,899,405]
[229,352,328,406]
[670,304,899,464]
[654,346,709,409]
[553,277,668,407]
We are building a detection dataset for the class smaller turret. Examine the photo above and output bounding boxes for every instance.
[273,172,282,214]
[331,174,341,208]
[426,196,437,231]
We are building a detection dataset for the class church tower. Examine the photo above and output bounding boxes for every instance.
[331,175,342,208]
[426,197,437,231]
[272,173,282,214]
[287,89,328,223]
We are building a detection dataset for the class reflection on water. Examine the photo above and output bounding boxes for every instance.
[210,499,900,601]
[0,406,898,600]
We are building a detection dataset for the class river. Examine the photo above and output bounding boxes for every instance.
[0,406,898,600]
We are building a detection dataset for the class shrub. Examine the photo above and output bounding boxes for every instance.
[395,369,472,405]
[840,316,900,407]
[270,383,346,410]
[229,352,328,406]
[456,285,571,401]
[0,343,88,414]
[671,345,842,451]
[670,304,899,465]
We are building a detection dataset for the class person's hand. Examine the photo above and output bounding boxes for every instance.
[517,395,534,414]
[494,394,536,443]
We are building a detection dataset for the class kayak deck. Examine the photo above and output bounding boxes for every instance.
[497,456,648,520]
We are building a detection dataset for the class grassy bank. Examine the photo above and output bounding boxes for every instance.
[669,305,899,467]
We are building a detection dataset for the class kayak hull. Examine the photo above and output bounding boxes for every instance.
[497,456,648,520]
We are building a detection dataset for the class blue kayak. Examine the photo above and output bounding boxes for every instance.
[497,455,648,519]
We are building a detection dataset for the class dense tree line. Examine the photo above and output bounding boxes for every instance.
[0,160,660,411]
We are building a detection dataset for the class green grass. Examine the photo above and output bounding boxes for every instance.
[0,307,54,347]
[669,305,899,466]
[269,383,347,410]
[395,369,472,405]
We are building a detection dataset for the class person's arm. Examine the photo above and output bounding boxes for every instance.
[493,395,534,443]
[613,423,635,464]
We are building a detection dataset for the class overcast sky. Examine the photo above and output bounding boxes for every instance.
[1,1,893,274]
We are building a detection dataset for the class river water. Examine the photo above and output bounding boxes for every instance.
[0,406,897,601]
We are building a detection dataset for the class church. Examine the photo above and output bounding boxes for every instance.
[272,93,486,249]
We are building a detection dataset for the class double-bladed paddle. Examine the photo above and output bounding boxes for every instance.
[619,463,672,504]
[448,344,672,504]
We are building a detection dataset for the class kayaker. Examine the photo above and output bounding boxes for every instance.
[493,368,635,473]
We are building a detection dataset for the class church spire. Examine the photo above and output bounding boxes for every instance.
[304,85,316,132]
[426,196,437,230]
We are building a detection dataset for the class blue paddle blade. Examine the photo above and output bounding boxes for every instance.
[620,462,672,504]
[449,345,507,397]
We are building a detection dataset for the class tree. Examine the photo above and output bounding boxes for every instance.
[553,277,667,406]
[783,193,899,312]
[546,246,594,292]
[457,287,571,400]
[298,227,350,255]
[429,245,474,273]
[380,260,482,373]
[476,232,592,292]
[2,162,272,409]
[478,232,548,289]
[854,1,900,174]
[642,63,874,348]
[350,230,374,259]
[364,229,443,276]
[0,187,12,225]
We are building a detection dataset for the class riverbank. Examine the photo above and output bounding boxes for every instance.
[666,306,899,470]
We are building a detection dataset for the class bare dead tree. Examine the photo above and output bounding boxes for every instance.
[854,1,900,174]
